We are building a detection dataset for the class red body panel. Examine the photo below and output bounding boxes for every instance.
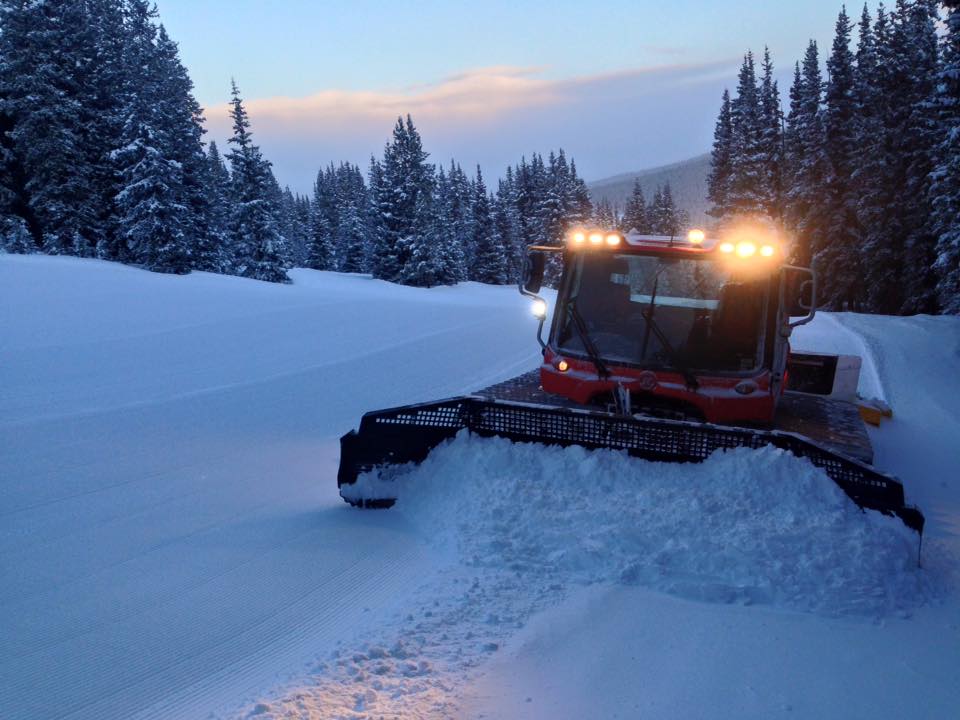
[540,347,777,425]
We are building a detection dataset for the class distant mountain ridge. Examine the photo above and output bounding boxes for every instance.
[588,153,711,225]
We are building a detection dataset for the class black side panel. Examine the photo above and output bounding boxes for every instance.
[787,353,839,395]
[337,397,924,536]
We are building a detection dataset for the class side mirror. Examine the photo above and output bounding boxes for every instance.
[522,251,545,295]
[787,278,814,316]
[782,266,817,327]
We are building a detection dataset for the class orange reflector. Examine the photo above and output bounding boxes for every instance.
[557,360,569,372]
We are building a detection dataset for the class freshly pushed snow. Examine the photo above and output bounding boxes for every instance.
[386,436,928,616]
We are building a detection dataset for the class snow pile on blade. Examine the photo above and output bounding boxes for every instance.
[357,433,931,617]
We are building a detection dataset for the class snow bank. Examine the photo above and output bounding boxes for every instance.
[374,433,929,617]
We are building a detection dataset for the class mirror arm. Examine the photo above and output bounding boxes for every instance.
[782,265,817,328]
[519,282,548,349]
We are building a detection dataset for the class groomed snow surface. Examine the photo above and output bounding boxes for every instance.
[2,254,958,720]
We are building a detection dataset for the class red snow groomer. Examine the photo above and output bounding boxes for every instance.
[337,222,924,540]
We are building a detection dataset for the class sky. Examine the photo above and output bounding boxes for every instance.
[155,0,849,193]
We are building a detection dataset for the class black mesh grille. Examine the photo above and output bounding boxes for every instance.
[341,396,922,534]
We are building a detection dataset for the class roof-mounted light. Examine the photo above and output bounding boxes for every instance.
[735,241,757,258]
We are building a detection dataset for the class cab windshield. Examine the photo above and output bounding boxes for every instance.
[555,253,767,373]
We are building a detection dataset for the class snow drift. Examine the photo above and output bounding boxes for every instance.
[374,435,929,617]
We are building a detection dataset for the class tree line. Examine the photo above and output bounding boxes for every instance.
[0,0,603,287]
[707,0,960,314]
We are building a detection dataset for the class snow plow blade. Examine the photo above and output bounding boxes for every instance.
[337,395,924,537]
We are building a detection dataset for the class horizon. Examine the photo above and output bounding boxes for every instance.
[155,0,847,192]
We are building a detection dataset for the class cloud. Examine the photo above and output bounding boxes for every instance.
[204,61,736,192]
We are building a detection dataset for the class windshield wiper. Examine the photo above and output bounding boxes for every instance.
[640,308,700,391]
[567,300,611,380]
[639,266,700,391]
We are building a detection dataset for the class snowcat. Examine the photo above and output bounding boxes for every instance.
[337,224,925,539]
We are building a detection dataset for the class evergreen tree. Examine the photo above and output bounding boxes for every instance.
[932,0,960,312]
[336,165,370,273]
[622,178,648,233]
[855,6,900,311]
[759,47,784,219]
[784,41,827,267]
[494,166,523,281]
[371,115,431,281]
[306,169,336,270]
[400,172,445,287]
[112,1,190,273]
[470,167,507,284]
[1,0,100,254]
[154,24,218,273]
[819,6,862,309]
[204,141,233,271]
[225,81,289,283]
[896,0,940,313]
[727,52,767,216]
[707,89,734,219]
[648,183,682,237]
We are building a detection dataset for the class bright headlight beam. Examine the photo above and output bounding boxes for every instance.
[719,242,735,254]
[589,233,604,245]
[687,229,705,244]
[736,241,757,258]
[760,244,775,257]
[605,234,620,246]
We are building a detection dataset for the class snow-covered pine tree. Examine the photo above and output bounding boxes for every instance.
[931,0,960,313]
[707,89,734,220]
[154,24,219,273]
[335,164,370,274]
[112,1,190,274]
[446,160,472,277]
[371,116,431,282]
[427,164,464,283]
[470,166,507,284]
[306,169,336,270]
[494,166,523,281]
[400,172,445,287]
[224,80,289,283]
[727,52,767,217]
[818,7,862,309]
[567,159,593,228]
[648,183,682,237]
[759,47,784,219]
[85,0,127,259]
[1,0,100,255]
[784,41,827,268]
[592,198,618,230]
[622,178,648,233]
[204,141,234,272]
[895,0,940,314]
[853,5,900,311]
[538,151,569,244]
[0,43,37,250]
[0,215,32,253]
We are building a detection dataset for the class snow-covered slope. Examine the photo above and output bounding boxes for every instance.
[1,255,957,720]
